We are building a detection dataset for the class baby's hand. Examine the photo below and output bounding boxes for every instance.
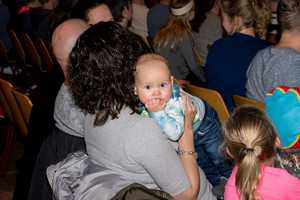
[145,99,166,113]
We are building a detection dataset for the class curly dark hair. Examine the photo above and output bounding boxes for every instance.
[67,21,146,126]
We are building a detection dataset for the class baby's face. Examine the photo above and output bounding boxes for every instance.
[134,60,173,105]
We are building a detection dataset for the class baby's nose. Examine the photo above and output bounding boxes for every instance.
[153,89,161,95]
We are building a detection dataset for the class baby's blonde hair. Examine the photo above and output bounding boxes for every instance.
[135,53,170,73]
[223,105,278,200]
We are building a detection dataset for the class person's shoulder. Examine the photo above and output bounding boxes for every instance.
[254,37,274,47]
[265,166,299,180]
[212,35,232,45]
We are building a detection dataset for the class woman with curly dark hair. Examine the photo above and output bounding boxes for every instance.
[67,21,215,199]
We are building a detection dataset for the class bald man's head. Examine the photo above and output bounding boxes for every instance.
[52,19,90,78]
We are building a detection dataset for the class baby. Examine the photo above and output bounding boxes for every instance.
[134,53,232,187]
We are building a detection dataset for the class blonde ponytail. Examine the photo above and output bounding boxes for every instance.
[223,105,278,200]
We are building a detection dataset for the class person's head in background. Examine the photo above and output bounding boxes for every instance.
[190,0,219,33]
[223,105,280,200]
[153,0,195,51]
[220,0,271,39]
[39,0,59,10]
[107,0,133,28]
[52,18,90,79]
[277,0,300,35]
[71,0,113,24]
[134,53,173,106]
[67,21,147,125]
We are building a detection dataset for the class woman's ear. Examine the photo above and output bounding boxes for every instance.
[134,87,138,96]
[226,147,234,158]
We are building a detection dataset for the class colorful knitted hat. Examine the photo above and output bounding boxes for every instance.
[265,86,300,149]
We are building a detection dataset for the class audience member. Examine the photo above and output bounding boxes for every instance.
[30,0,59,40]
[246,0,300,103]
[46,0,79,41]
[71,0,114,24]
[129,0,149,43]
[205,0,273,111]
[68,21,215,199]
[134,53,232,187]
[107,0,152,53]
[265,86,300,179]
[147,0,171,38]
[153,0,206,87]
[14,0,42,36]
[223,105,300,199]
[0,0,13,52]
[191,0,223,65]
[107,0,133,28]
[28,19,90,200]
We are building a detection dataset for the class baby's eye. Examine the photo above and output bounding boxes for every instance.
[160,83,167,87]
[145,85,151,89]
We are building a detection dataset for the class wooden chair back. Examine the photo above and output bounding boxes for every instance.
[12,88,33,131]
[0,78,15,125]
[43,39,55,61]
[18,32,47,73]
[233,95,265,110]
[266,33,280,44]
[0,78,31,176]
[173,78,182,88]
[33,36,53,72]
[7,28,31,68]
[0,39,17,75]
[0,79,14,176]
[0,78,27,137]
[184,84,230,123]
[194,47,205,66]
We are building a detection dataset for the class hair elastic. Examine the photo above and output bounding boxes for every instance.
[170,0,194,16]
[246,148,254,152]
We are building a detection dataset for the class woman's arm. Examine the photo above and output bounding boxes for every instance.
[174,92,200,200]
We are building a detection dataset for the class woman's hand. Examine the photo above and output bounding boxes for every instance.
[180,92,197,130]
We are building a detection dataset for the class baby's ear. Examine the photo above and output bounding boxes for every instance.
[171,76,174,86]
[134,87,138,96]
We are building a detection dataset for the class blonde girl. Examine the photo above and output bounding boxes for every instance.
[205,0,273,111]
[223,105,300,200]
[153,0,206,87]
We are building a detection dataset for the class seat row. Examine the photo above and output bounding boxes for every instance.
[0,78,32,176]
[174,78,265,124]
[0,28,55,86]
